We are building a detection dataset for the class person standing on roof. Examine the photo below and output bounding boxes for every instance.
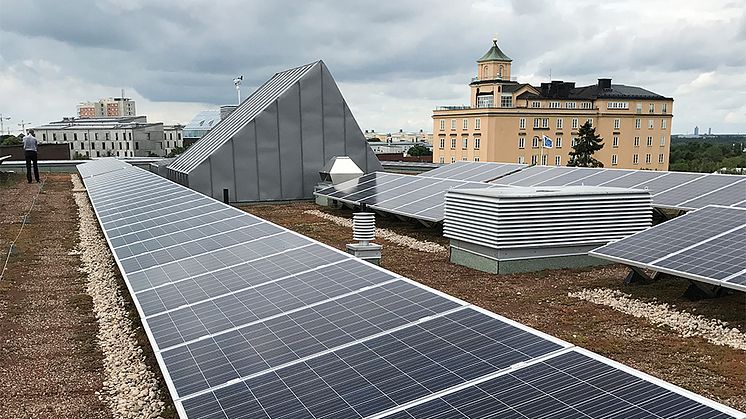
[23,129,40,183]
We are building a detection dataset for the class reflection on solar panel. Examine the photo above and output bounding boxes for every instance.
[315,172,505,222]
[491,166,746,211]
[420,161,526,182]
[78,160,742,418]
[590,205,746,292]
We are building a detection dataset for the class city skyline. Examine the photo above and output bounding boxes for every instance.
[1,0,745,135]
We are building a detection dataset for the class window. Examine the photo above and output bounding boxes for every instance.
[101,142,106,150]
[475,118,481,130]
[556,137,562,148]
[549,101,560,109]
[607,101,629,109]
[439,120,445,131]
[614,118,620,130]
[636,103,643,113]
[126,142,130,150]
[659,154,665,163]
[96,151,100,157]
[565,102,576,109]
[519,118,526,129]
[611,154,618,165]
[661,119,667,129]
[645,153,652,164]
[118,142,122,150]
[451,156,456,163]
[439,156,445,163]
[633,154,639,165]
[73,133,77,141]
[166,141,170,148]
[571,118,578,129]
[128,133,132,141]
[42,133,47,141]
[80,142,84,149]
[533,118,541,129]
[660,136,666,146]
[69,143,73,150]
[531,155,538,165]
[439,138,445,149]
[95,133,99,140]
[115,133,119,141]
[634,136,640,147]
[64,133,69,141]
[541,118,549,128]
[463,119,468,130]
[474,138,480,149]
[613,135,619,148]
[581,102,593,109]
[647,119,653,129]
[556,118,563,129]
[555,155,561,166]
[84,133,88,141]
[635,118,641,129]
[449,119,457,130]
[649,103,655,113]
[518,156,525,164]
[169,132,174,140]
[462,157,468,161]
[462,138,468,149]
[106,132,111,141]
[647,136,653,147]
[532,137,539,148]
[135,142,139,150]
[532,101,541,108]
[500,95,513,108]
[542,154,548,165]
[571,137,578,147]
[53,133,57,141]
[477,95,494,108]
[662,103,668,113]
[111,142,114,149]
[450,138,456,149]
[474,156,480,162]
[518,137,525,149]
[586,118,593,127]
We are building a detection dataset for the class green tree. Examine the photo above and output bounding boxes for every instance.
[407,144,432,157]
[0,135,22,146]
[567,121,604,167]
[166,145,186,158]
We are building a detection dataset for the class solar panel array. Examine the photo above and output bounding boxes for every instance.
[590,205,746,292]
[315,172,506,222]
[489,165,746,210]
[418,161,526,182]
[79,159,743,418]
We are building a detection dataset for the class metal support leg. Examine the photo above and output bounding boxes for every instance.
[683,280,725,300]
[623,265,655,284]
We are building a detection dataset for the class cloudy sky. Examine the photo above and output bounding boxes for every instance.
[1,0,745,135]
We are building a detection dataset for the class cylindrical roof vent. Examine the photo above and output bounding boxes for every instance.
[353,212,376,244]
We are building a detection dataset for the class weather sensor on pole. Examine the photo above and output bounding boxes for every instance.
[233,75,243,104]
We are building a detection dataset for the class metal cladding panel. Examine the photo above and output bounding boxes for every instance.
[277,82,304,199]
[299,65,325,197]
[255,101,283,201]
[208,139,235,202]
[321,65,346,161]
[188,162,212,199]
[232,121,260,202]
[344,102,368,172]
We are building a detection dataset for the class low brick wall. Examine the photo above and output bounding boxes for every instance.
[0,143,71,160]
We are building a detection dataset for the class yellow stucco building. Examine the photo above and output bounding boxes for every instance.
[433,39,674,170]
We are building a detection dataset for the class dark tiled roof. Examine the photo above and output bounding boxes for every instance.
[502,83,531,93]
[571,84,670,100]
[477,40,512,62]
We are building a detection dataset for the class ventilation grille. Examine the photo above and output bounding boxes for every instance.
[444,186,652,249]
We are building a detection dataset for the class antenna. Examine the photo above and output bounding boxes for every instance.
[18,120,31,133]
[549,68,552,80]
[233,75,243,104]
[0,113,9,135]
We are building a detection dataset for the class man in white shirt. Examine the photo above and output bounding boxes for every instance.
[23,129,40,183]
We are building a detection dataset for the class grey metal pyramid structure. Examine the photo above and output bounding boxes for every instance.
[167,60,382,202]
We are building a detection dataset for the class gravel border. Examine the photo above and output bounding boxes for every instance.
[304,209,447,254]
[570,287,746,351]
[72,174,166,418]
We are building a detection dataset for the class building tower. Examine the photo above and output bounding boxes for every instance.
[471,38,514,108]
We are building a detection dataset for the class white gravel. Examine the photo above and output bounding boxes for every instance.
[72,174,166,418]
[569,287,746,351]
[304,209,447,254]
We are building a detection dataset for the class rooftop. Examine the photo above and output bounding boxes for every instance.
[477,38,512,62]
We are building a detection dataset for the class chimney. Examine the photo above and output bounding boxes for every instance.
[598,78,612,90]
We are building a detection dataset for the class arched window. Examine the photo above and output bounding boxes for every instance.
[498,65,503,79]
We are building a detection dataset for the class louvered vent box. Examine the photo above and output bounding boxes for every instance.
[444,186,652,274]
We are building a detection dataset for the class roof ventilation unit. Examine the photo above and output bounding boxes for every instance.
[444,186,652,274]
[316,156,364,206]
[346,212,382,265]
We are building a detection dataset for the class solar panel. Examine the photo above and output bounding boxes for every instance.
[78,161,742,418]
[76,157,131,178]
[315,172,506,222]
[421,161,525,181]
[591,205,746,292]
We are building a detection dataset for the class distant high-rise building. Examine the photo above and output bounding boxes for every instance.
[694,126,699,135]
[433,39,674,170]
[77,97,136,118]
[708,127,712,135]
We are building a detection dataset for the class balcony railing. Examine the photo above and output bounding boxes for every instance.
[471,76,519,83]
[435,106,471,111]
